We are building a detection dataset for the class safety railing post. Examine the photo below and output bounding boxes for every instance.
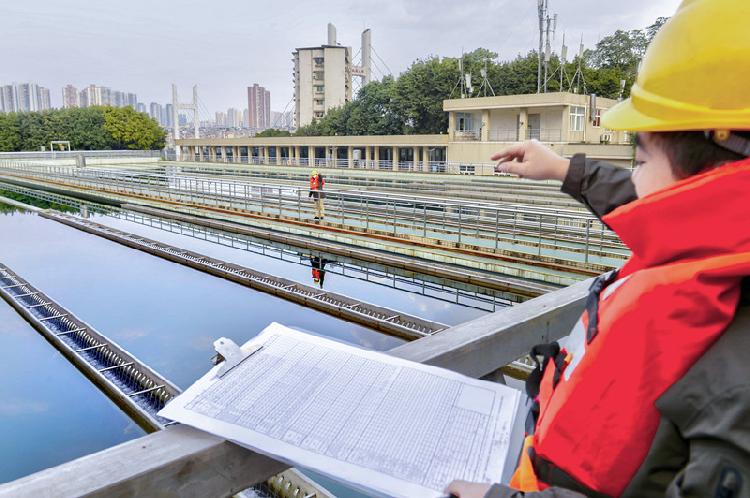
[458,206,462,245]
[495,209,500,252]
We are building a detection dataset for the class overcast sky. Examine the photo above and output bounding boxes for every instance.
[3,0,681,116]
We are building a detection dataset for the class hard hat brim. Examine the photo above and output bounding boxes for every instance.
[602,98,675,132]
[603,96,750,132]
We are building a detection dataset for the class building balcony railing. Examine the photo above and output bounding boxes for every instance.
[454,130,480,141]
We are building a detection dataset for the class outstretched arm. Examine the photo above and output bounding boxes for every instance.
[492,141,637,220]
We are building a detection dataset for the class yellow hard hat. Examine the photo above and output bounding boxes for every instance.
[602,0,750,132]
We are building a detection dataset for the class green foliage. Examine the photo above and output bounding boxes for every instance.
[103,106,165,150]
[0,113,21,152]
[0,107,165,151]
[295,17,669,137]
[256,128,292,137]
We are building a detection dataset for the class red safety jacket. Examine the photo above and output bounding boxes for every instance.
[512,158,750,496]
[310,175,324,191]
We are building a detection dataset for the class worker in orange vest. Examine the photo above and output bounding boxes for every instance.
[447,0,750,496]
[309,169,325,220]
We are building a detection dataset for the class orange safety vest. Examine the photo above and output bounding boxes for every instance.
[310,175,323,190]
[512,158,750,496]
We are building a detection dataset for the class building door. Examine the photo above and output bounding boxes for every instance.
[528,114,541,140]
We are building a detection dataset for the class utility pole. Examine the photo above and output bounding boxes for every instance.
[560,33,568,91]
[543,13,557,92]
[537,0,544,93]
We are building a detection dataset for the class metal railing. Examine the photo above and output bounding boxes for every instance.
[486,129,564,142]
[0,161,628,268]
[0,150,162,160]
[0,277,592,498]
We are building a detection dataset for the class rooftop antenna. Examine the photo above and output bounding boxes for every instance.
[569,35,587,94]
[537,0,545,93]
[543,7,557,92]
[559,33,568,91]
[478,59,495,97]
[450,51,472,99]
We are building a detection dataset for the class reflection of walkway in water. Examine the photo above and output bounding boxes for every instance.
[104,209,517,313]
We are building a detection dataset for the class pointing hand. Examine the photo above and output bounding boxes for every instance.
[491,139,570,182]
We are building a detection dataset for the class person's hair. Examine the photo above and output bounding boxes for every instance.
[648,131,750,179]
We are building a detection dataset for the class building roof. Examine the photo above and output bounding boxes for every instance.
[443,92,620,112]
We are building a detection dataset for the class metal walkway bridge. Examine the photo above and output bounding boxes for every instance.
[0,162,629,273]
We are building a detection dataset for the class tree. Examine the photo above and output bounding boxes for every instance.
[0,107,165,151]
[0,113,21,152]
[102,106,166,150]
[256,128,292,137]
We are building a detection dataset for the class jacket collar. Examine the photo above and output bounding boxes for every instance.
[603,158,750,275]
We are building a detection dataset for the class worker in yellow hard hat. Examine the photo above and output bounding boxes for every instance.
[309,169,325,220]
[447,1,750,497]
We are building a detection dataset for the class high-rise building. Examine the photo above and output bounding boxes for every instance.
[100,87,112,106]
[0,85,16,113]
[165,103,174,128]
[37,86,51,111]
[149,102,163,124]
[126,93,138,109]
[247,84,271,130]
[113,91,127,107]
[16,83,40,112]
[215,111,227,127]
[293,24,353,127]
[226,107,242,128]
[63,85,79,108]
[242,108,249,128]
[137,102,146,114]
[80,85,99,107]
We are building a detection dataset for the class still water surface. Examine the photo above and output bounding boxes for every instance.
[0,203,400,495]
[0,298,144,483]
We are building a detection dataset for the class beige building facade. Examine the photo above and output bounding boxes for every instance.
[177,92,634,174]
[294,45,352,128]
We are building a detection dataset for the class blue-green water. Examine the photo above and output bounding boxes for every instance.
[0,298,144,483]
[0,204,401,493]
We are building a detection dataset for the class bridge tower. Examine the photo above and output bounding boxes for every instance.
[171,84,199,159]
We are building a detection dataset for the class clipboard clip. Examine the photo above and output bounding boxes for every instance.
[212,337,263,379]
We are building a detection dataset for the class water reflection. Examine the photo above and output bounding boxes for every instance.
[0,206,402,391]
[0,300,144,483]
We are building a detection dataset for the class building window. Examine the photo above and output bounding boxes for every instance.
[592,108,602,127]
[313,57,324,65]
[459,164,476,175]
[314,99,325,106]
[570,106,585,132]
[314,111,324,118]
[313,71,324,81]
[456,112,474,131]
[314,85,325,93]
